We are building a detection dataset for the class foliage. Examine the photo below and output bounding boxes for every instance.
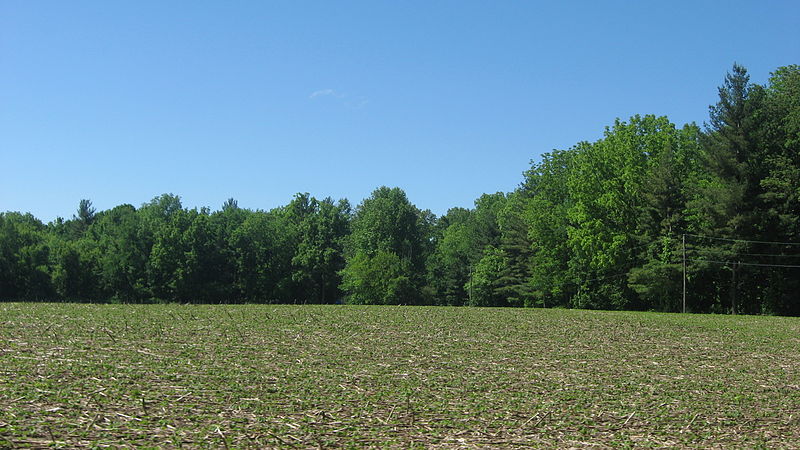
[340,187,429,304]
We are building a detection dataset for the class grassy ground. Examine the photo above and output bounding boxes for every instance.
[1,304,799,448]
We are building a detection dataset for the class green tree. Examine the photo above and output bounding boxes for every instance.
[209,198,249,302]
[628,123,703,312]
[426,208,475,305]
[523,148,577,307]
[287,194,350,304]
[465,247,508,307]
[77,199,96,226]
[49,237,99,301]
[561,115,700,310]
[229,210,292,302]
[176,210,229,303]
[341,187,428,304]
[0,213,53,300]
[690,64,767,314]
[340,250,414,305]
[751,65,800,314]
[495,192,533,307]
[426,193,505,306]
[91,204,150,302]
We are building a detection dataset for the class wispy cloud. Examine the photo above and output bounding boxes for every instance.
[309,89,369,109]
[309,89,344,99]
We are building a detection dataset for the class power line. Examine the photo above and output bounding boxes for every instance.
[683,246,800,258]
[684,233,800,247]
[686,258,800,269]
[733,252,800,258]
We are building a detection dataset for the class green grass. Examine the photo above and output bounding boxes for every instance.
[1,304,799,447]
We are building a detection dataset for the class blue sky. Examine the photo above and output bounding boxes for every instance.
[2,1,798,221]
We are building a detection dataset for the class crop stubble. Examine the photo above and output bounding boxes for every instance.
[1,304,799,447]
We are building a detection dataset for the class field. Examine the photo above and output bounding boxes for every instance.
[1,304,799,448]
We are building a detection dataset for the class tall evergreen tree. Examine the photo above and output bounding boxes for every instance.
[693,64,767,313]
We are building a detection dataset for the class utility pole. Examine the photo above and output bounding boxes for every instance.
[682,234,686,314]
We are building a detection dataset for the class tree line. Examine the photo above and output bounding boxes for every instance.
[2,64,799,314]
